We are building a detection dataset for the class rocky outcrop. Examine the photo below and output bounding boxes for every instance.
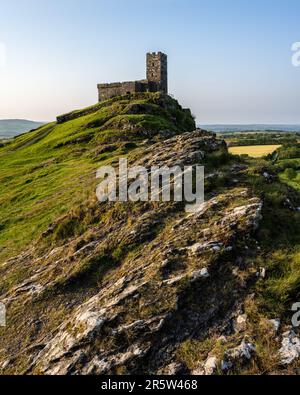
[17,185,262,375]
[0,129,265,375]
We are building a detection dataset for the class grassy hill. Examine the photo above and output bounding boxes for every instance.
[0,92,195,262]
[0,119,45,139]
[2,93,300,375]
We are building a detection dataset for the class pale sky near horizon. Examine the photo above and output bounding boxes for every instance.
[0,0,300,124]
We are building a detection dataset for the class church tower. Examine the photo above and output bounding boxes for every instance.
[146,52,168,93]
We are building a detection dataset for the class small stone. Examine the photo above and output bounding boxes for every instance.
[279,330,300,365]
[221,360,232,371]
[217,335,227,344]
[189,243,204,254]
[256,267,266,279]
[222,340,255,370]
[268,318,280,334]
[191,356,218,376]
[1,360,10,369]
[204,356,218,375]
[163,273,186,286]
[234,314,248,332]
[160,362,183,375]
[161,259,169,268]
[190,268,209,282]
[189,241,222,254]
[191,365,205,375]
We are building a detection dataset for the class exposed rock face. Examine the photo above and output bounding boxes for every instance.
[131,129,225,168]
[0,129,264,375]
[26,195,261,374]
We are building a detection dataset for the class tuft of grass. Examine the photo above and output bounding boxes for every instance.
[242,298,280,374]
[256,249,300,316]
[176,337,218,370]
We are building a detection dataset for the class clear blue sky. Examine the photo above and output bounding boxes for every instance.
[0,0,300,123]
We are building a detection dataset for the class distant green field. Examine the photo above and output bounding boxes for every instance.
[229,145,281,157]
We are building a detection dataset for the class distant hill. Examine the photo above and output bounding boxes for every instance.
[200,124,300,133]
[0,119,45,139]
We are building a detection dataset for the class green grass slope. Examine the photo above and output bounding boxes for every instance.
[0,93,195,262]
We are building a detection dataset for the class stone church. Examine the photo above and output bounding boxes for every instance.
[97,52,168,102]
